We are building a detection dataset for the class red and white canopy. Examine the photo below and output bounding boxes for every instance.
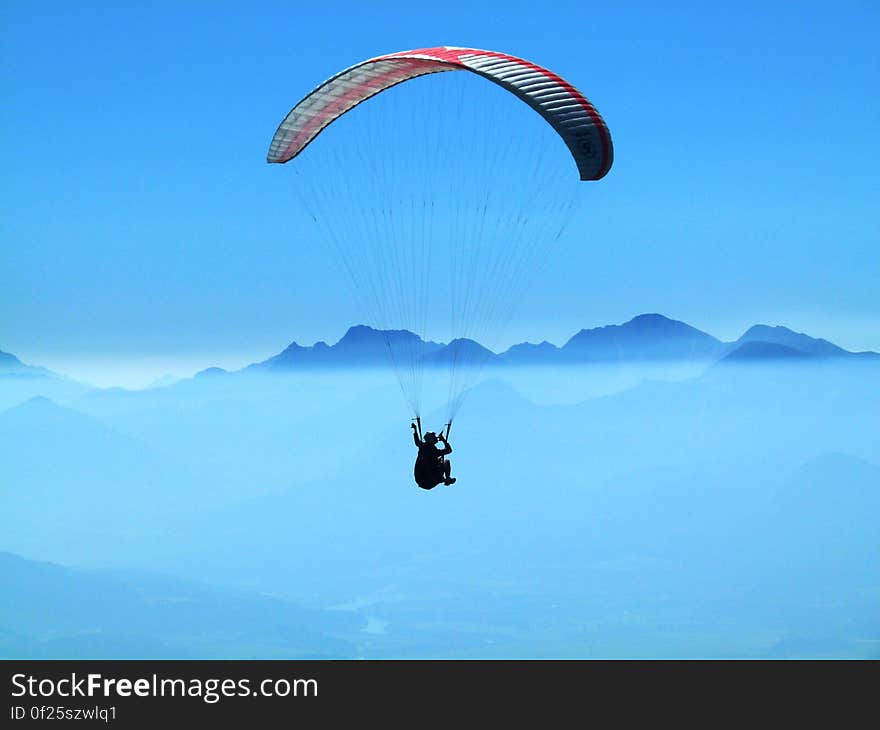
[267,46,613,181]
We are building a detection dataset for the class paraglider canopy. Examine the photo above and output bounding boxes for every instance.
[267,46,613,181]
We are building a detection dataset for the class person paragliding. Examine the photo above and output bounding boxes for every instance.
[267,47,613,489]
[411,418,455,489]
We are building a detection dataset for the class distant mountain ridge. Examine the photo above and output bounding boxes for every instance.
[720,324,879,364]
[535,313,724,363]
[0,551,357,658]
[721,341,810,362]
[3,315,876,385]
[735,324,847,357]
[251,325,444,371]
[246,314,877,372]
[0,349,54,378]
[0,353,90,411]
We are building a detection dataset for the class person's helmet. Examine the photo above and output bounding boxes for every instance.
[424,431,438,443]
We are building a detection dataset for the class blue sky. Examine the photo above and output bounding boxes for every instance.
[2,1,878,385]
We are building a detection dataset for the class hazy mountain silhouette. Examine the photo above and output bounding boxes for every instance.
[424,338,500,366]
[3,315,876,388]
[720,341,810,362]
[500,340,560,364]
[3,350,877,658]
[250,314,733,372]
[731,324,880,360]
[194,366,228,378]
[0,349,53,378]
[0,349,92,410]
[250,313,878,373]
[559,313,724,361]
[253,325,443,371]
[0,551,358,658]
[0,349,24,370]
[0,397,216,554]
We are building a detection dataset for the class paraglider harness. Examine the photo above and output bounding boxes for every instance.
[412,416,454,489]
[412,417,451,460]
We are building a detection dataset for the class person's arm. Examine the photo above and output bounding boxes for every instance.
[438,435,452,455]
[411,422,422,447]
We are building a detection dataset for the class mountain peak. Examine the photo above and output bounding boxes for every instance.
[563,314,722,361]
[486,339,558,365]
[257,325,444,370]
[628,312,672,326]
[623,313,705,333]
[742,324,792,337]
[424,338,499,365]
[736,324,846,356]
[195,367,227,378]
[339,324,381,341]
[336,324,424,348]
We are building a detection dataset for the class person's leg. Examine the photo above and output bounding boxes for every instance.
[442,461,456,485]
